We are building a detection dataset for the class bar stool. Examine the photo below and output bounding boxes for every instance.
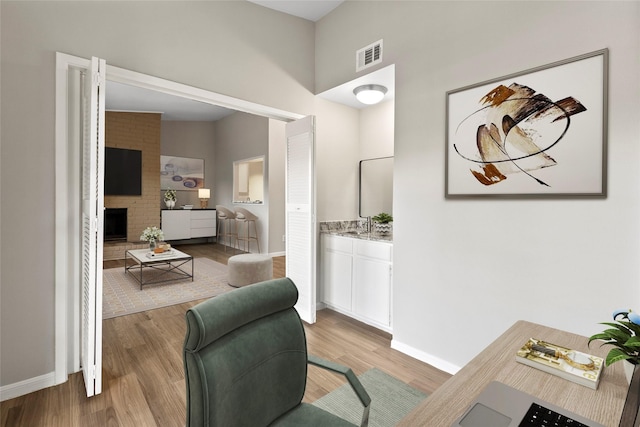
[215,206,238,253]
[235,207,261,253]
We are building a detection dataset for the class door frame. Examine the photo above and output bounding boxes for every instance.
[54,52,305,384]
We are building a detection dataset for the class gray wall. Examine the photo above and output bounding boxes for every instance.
[316,1,640,369]
[214,112,270,253]
[0,1,314,389]
[161,121,216,207]
[268,119,287,254]
[1,0,638,394]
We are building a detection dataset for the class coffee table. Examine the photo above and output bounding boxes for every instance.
[125,248,194,289]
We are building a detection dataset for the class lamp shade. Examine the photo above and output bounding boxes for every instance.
[353,84,388,105]
[198,188,210,199]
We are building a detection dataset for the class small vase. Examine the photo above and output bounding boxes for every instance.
[374,222,392,234]
[149,240,156,251]
[623,360,637,384]
[165,200,175,209]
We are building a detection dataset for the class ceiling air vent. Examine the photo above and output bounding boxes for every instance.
[356,39,383,72]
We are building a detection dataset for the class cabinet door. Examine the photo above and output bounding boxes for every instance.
[323,250,353,312]
[161,210,191,240]
[353,240,392,328]
[322,235,353,312]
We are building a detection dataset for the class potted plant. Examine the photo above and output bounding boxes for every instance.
[371,212,393,234]
[140,226,165,250]
[164,189,177,209]
[588,309,640,382]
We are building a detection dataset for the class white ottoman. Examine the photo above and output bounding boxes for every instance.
[227,254,273,287]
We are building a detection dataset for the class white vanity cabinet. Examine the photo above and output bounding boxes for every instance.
[161,210,216,241]
[321,234,392,332]
[322,235,354,312]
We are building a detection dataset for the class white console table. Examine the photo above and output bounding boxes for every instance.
[161,209,216,241]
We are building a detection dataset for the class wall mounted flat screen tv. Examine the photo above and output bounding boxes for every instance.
[104,147,142,196]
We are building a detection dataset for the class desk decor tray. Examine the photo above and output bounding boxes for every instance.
[516,338,604,389]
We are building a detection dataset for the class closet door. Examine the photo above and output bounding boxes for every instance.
[81,56,105,397]
[285,116,316,324]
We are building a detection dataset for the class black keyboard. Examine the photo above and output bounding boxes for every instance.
[519,403,590,427]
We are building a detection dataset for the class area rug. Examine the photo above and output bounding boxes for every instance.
[103,257,232,319]
[312,368,427,427]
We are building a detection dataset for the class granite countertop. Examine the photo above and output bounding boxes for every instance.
[323,230,393,243]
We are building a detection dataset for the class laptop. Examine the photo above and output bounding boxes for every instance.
[452,365,640,427]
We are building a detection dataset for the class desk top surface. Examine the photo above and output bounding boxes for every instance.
[398,320,629,427]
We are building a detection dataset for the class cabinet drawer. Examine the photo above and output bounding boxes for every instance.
[324,235,353,254]
[191,227,216,238]
[355,240,392,262]
[191,210,216,220]
[191,218,216,229]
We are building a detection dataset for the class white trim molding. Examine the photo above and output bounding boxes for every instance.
[0,372,56,402]
[391,339,461,375]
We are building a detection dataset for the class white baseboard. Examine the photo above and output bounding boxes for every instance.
[391,339,461,375]
[0,371,57,402]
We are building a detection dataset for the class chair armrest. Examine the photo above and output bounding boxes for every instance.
[308,354,371,427]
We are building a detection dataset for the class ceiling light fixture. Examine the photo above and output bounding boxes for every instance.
[353,84,388,105]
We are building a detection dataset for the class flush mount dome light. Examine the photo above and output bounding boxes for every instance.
[353,84,388,105]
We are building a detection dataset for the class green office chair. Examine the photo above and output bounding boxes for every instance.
[183,277,371,427]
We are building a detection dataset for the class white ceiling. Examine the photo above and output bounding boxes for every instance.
[317,64,395,109]
[247,0,344,22]
[105,81,235,122]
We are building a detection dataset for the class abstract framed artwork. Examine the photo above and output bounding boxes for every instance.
[160,155,204,191]
[445,49,608,198]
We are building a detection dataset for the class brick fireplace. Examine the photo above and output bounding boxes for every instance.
[103,111,161,260]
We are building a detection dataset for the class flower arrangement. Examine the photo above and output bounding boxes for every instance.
[140,226,164,242]
[164,189,177,201]
[588,309,640,366]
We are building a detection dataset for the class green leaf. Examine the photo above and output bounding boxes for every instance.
[606,348,632,366]
[625,336,640,348]
[623,320,640,337]
[588,333,615,343]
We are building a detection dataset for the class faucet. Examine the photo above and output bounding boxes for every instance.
[365,216,371,234]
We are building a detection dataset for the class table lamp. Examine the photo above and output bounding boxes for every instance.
[198,188,210,209]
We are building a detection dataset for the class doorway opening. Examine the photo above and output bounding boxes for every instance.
[55,53,311,396]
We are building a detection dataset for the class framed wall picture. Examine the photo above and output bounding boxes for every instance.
[445,49,608,198]
[160,155,204,191]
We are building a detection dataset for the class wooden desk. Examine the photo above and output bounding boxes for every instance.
[398,320,628,427]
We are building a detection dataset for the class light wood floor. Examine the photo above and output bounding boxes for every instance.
[1,243,451,427]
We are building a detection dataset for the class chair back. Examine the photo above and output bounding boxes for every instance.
[216,205,236,220]
[235,207,258,221]
[184,278,308,427]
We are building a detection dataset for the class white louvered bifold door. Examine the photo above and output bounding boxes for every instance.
[81,57,105,397]
[285,116,316,324]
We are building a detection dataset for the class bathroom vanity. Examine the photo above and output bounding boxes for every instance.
[321,232,392,332]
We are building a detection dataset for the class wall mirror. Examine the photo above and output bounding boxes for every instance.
[233,156,264,204]
[359,156,393,218]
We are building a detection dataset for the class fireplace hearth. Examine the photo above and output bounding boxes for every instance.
[104,208,127,242]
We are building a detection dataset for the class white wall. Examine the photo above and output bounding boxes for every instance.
[359,99,394,160]
[314,98,361,221]
[316,1,640,371]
